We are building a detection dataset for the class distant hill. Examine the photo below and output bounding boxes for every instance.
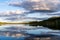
[28,17,60,30]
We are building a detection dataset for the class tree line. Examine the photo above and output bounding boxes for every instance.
[28,17,60,30]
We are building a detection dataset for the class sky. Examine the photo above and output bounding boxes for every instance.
[0,0,60,22]
[0,0,60,12]
[0,0,24,12]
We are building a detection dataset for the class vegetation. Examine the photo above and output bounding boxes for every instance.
[28,17,60,30]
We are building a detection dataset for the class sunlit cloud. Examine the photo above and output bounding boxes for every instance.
[9,0,60,11]
[0,10,26,15]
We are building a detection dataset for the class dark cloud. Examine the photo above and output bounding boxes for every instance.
[9,0,60,11]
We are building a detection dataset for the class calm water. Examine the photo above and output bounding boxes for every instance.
[0,24,60,40]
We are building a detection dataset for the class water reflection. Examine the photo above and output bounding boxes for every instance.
[0,24,32,37]
[0,24,60,40]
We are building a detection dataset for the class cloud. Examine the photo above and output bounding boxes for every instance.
[8,0,22,6]
[8,0,60,17]
[0,10,26,15]
[1,0,60,21]
[47,11,60,16]
[9,0,60,11]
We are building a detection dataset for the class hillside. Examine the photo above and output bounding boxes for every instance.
[28,17,60,30]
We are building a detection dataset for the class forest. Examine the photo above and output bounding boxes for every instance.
[28,17,60,30]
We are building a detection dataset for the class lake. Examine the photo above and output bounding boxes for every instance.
[0,24,60,40]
